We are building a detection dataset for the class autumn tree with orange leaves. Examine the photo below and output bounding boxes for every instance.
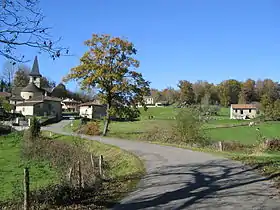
[64,34,150,136]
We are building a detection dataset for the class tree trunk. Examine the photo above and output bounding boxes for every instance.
[102,103,111,136]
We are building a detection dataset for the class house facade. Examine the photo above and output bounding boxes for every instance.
[230,104,258,119]
[61,98,81,112]
[79,101,106,119]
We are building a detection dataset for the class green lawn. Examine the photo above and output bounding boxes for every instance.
[0,133,59,201]
[207,122,280,144]
[139,107,178,120]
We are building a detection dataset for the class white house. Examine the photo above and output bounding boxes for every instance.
[230,104,258,119]
[79,101,106,119]
[61,98,81,112]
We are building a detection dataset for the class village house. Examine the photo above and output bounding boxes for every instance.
[10,56,62,119]
[61,98,81,112]
[79,100,106,119]
[230,104,258,119]
[137,96,167,107]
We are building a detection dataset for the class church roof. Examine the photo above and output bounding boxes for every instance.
[21,82,44,93]
[29,56,42,77]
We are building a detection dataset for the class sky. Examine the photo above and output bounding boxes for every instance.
[1,0,280,91]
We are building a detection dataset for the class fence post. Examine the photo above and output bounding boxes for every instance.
[23,167,30,210]
[218,141,223,151]
[90,154,95,172]
[77,161,82,190]
[99,155,103,178]
[68,166,73,185]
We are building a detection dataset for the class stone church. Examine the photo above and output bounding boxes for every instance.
[10,56,62,118]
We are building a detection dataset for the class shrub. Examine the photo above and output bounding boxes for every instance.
[173,108,209,146]
[258,138,280,152]
[27,117,41,140]
[139,126,176,143]
[221,141,252,152]
[78,121,101,136]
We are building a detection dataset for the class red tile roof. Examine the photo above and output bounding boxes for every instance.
[231,104,257,109]
[0,92,11,98]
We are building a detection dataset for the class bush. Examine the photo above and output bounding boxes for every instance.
[139,126,176,143]
[221,141,252,152]
[78,121,101,136]
[139,108,210,147]
[259,138,280,151]
[173,108,209,146]
[29,117,41,139]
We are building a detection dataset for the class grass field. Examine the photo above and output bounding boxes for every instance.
[0,132,59,201]
[207,121,280,144]
[1,130,144,208]
[66,106,280,145]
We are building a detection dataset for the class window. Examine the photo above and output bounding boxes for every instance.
[240,110,243,115]
[29,96,32,99]
[22,107,25,112]
[235,109,237,113]
[249,109,251,113]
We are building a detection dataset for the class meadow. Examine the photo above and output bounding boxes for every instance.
[0,133,58,202]
[0,130,144,209]
[66,106,280,144]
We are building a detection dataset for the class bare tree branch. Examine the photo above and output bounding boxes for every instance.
[0,0,69,63]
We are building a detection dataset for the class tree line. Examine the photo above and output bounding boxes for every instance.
[151,79,280,107]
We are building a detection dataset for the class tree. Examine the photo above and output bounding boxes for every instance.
[240,79,256,103]
[238,91,246,104]
[0,96,11,112]
[260,94,274,119]
[0,79,8,92]
[51,83,68,98]
[2,61,16,91]
[192,80,208,104]
[41,77,56,89]
[0,0,68,62]
[162,87,179,104]
[13,67,29,87]
[150,88,162,103]
[218,79,241,106]
[178,80,195,105]
[63,34,150,136]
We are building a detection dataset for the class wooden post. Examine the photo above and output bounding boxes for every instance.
[77,161,82,189]
[23,168,30,210]
[218,141,223,151]
[68,167,73,184]
[90,154,95,172]
[99,155,103,178]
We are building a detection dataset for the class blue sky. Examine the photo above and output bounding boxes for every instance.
[1,0,280,91]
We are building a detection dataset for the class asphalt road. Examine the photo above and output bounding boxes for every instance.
[43,120,280,210]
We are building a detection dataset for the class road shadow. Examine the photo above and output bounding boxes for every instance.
[113,159,280,209]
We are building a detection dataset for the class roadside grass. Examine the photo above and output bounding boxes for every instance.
[42,131,145,206]
[0,132,59,202]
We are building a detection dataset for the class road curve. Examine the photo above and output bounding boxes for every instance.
[43,121,280,210]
